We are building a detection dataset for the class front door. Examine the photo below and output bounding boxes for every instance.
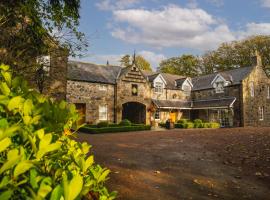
[170,112,176,122]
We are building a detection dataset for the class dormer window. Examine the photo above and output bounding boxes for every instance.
[215,81,224,93]
[154,82,163,93]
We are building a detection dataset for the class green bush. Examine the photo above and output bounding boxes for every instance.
[119,119,132,126]
[158,122,166,128]
[97,121,109,128]
[80,125,151,134]
[175,123,185,128]
[194,119,203,128]
[202,123,211,128]
[0,64,116,200]
[177,119,188,124]
[184,122,194,129]
[209,122,221,128]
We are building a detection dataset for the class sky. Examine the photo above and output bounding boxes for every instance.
[74,0,270,69]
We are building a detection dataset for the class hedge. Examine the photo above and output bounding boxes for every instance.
[80,125,151,134]
[175,122,220,129]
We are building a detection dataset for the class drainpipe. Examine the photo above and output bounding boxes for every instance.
[114,83,117,123]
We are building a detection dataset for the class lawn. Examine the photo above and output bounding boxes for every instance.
[78,127,270,200]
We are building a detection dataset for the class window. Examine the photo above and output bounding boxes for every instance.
[267,86,270,99]
[154,82,163,93]
[99,85,108,91]
[183,84,191,96]
[155,110,160,120]
[131,84,138,96]
[99,105,107,121]
[259,106,264,121]
[172,94,177,99]
[250,82,254,97]
[215,82,224,93]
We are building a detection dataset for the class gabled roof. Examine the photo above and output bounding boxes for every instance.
[68,61,121,84]
[192,66,254,91]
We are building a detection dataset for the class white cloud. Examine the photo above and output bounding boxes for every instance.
[111,5,235,50]
[110,5,270,51]
[96,0,141,10]
[238,23,270,39]
[261,0,270,8]
[138,50,166,68]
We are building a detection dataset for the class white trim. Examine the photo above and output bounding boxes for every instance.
[259,106,264,121]
[153,74,167,85]
[211,74,227,85]
[267,86,270,99]
[99,105,108,121]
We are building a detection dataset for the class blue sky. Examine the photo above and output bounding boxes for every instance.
[74,0,270,69]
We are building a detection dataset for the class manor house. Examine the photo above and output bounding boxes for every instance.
[66,55,270,127]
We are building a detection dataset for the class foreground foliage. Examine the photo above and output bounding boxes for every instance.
[0,64,116,200]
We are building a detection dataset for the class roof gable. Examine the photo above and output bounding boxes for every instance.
[118,63,147,83]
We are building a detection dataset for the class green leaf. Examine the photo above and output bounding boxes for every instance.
[39,134,52,149]
[50,185,63,200]
[0,176,10,189]
[30,169,39,189]
[83,156,94,173]
[0,82,10,96]
[13,160,34,178]
[1,71,12,86]
[98,169,110,183]
[35,129,44,139]
[0,125,20,141]
[0,190,13,200]
[23,116,32,125]
[7,96,24,111]
[38,177,52,198]
[0,95,9,105]
[0,149,20,174]
[68,174,83,200]
[36,142,61,159]
[59,101,66,109]
[23,99,33,116]
[0,138,11,153]
[0,64,9,71]
[0,119,8,128]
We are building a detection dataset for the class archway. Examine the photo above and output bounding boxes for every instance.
[122,102,146,124]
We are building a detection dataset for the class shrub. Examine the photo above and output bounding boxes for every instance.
[80,125,151,134]
[158,122,166,128]
[209,122,221,128]
[119,119,132,126]
[194,119,203,128]
[177,119,188,124]
[0,64,116,200]
[202,123,211,128]
[175,123,185,128]
[97,121,109,128]
[184,122,194,129]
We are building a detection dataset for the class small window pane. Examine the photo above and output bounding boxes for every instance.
[99,105,107,121]
[155,110,160,120]
[155,82,163,93]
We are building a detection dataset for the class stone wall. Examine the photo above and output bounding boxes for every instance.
[242,66,270,126]
[66,80,115,124]
[192,85,242,126]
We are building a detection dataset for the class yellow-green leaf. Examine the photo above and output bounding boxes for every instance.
[84,156,94,173]
[13,161,34,178]
[0,149,20,174]
[23,116,32,125]
[0,138,11,153]
[23,99,33,116]
[0,64,9,71]
[50,185,63,200]
[68,174,83,200]
[7,96,24,111]
[1,71,11,86]
[39,134,52,149]
[98,169,110,183]
[0,82,10,96]
[0,189,13,200]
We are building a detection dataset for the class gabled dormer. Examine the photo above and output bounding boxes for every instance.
[153,74,166,94]
[118,63,147,83]
[175,78,193,96]
[211,73,231,93]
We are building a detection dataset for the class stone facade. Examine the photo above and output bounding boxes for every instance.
[66,58,270,127]
[242,65,270,126]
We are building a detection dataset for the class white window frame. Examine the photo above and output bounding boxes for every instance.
[154,82,163,94]
[215,81,224,93]
[99,105,108,121]
[155,110,160,120]
[267,86,270,99]
[259,106,264,121]
[99,85,107,91]
[250,82,254,97]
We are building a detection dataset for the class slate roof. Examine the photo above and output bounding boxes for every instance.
[152,99,192,109]
[192,66,254,91]
[192,97,236,109]
[152,97,236,109]
[68,61,121,84]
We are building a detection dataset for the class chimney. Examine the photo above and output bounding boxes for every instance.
[252,50,262,66]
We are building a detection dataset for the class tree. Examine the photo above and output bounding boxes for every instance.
[135,55,152,71]
[120,54,153,71]
[0,0,87,93]
[201,35,270,75]
[159,54,200,77]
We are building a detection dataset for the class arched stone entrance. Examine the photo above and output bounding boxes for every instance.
[122,102,146,124]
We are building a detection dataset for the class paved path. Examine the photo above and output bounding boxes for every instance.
[78,128,270,200]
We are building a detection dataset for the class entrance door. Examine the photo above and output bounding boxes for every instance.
[170,112,176,122]
[122,102,146,124]
[219,109,230,127]
[75,103,86,125]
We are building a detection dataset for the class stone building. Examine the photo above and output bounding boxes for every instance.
[66,55,270,127]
